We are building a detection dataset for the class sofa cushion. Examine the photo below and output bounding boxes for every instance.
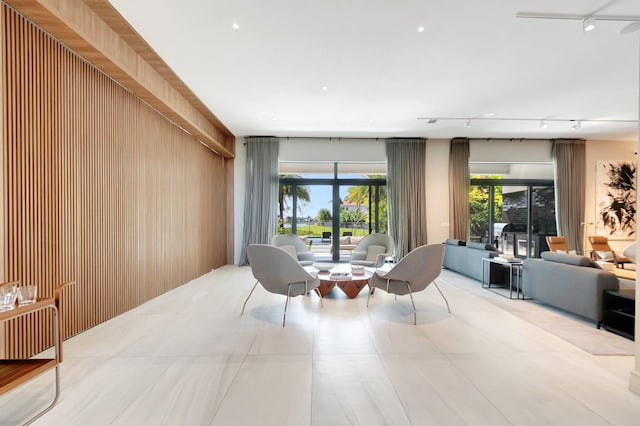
[466,241,497,251]
[339,236,350,244]
[445,239,466,246]
[280,245,298,259]
[350,236,364,244]
[541,251,598,267]
[366,245,387,261]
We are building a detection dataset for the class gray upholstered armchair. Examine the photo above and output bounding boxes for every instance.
[367,244,449,325]
[244,244,322,327]
[270,234,316,266]
[350,233,394,267]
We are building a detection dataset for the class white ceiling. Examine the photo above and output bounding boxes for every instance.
[108,0,640,141]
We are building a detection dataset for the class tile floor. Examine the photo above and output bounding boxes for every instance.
[1,265,640,425]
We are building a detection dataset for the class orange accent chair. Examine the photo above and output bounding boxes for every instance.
[546,236,570,252]
[588,236,633,269]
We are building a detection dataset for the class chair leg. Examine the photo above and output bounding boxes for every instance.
[433,280,451,313]
[283,284,294,327]
[241,280,259,316]
[405,282,417,325]
[314,288,324,308]
[366,286,375,307]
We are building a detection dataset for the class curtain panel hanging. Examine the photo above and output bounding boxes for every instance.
[449,138,470,240]
[552,139,586,254]
[386,138,428,259]
[239,137,280,265]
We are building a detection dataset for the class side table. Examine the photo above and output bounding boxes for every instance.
[601,289,635,340]
[0,280,71,425]
[481,257,524,299]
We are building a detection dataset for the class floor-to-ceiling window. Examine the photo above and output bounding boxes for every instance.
[470,178,556,258]
[279,162,387,261]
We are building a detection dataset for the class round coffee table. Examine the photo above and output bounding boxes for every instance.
[315,265,373,298]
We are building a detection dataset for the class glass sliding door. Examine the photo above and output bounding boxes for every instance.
[469,184,491,243]
[500,186,529,257]
[470,179,555,258]
[279,168,387,261]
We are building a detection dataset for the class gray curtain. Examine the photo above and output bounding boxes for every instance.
[449,138,470,240]
[552,139,586,254]
[386,138,427,259]
[239,137,280,265]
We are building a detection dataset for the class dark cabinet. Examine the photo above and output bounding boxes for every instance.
[601,289,635,340]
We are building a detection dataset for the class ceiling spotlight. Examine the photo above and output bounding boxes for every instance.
[232,22,239,30]
[583,17,596,32]
[321,85,328,91]
[464,119,471,128]
[483,112,496,117]
[540,120,548,129]
[571,120,581,130]
[417,25,425,33]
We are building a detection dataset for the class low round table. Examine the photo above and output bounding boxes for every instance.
[315,265,373,298]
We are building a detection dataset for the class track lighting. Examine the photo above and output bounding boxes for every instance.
[582,17,596,32]
[571,120,581,130]
[464,119,471,128]
[539,120,548,129]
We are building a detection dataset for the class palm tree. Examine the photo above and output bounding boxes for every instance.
[279,176,310,227]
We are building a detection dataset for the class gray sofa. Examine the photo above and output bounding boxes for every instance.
[443,239,501,282]
[522,252,619,324]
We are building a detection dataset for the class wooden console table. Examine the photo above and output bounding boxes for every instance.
[0,281,71,425]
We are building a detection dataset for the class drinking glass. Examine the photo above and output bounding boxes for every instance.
[18,284,38,306]
[0,283,18,312]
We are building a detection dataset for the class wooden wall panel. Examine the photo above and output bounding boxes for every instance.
[1,5,228,358]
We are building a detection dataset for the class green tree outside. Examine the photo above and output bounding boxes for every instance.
[278,176,310,228]
[317,208,332,222]
[469,177,503,241]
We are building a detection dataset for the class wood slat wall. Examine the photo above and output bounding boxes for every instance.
[0,5,228,358]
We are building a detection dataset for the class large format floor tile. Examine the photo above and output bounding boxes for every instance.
[0,264,638,425]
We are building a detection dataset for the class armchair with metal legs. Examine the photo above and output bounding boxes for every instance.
[366,244,449,325]
[244,244,323,327]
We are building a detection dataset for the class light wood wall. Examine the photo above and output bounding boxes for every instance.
[1,5,229,357]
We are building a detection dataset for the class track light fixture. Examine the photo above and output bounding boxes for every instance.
[464,119,471,128]
[539,120,548,129]
[582,17,596,32]
[571,120,581,130]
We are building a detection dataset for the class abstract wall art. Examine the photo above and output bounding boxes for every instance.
[595,160,637,239]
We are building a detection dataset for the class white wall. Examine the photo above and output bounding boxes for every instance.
[280,138,386,162]
[469,139,552,163]
[584,139,637,254]
[426,140,450,244]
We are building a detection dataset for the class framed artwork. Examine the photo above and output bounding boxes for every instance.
[595,160,636,239]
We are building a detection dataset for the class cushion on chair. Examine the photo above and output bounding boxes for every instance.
[350,236,364,244]
[339,236,350,244]
[366,245,387,261]
[541,251,599,267]
[596,250,615,261]
[280,245,298,259]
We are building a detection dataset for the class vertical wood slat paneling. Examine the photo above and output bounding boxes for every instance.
[1,5,228,358]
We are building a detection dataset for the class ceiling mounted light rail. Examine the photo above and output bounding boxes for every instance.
[516,12,640,33]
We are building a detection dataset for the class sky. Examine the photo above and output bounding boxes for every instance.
[287,185,349,220]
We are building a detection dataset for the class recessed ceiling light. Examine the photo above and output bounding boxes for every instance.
[321,85,328,91]
[483,112,496,117]
[417,25,425,33]
[232,22,239,30]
